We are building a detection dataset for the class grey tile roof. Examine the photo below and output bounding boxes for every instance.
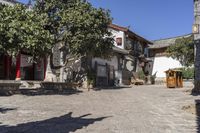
[150,34,192,49]
[0,0,23,5]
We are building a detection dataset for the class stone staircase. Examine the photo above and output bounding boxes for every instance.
[19,81,82,95]
[19,81,42,95]
[0,80,82,96]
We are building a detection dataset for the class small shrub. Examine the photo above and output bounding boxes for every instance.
[138,70,145,80]
[150,72,157,84]
[182,67,194,79]
[87,69,96,85]
[174,67,194,79]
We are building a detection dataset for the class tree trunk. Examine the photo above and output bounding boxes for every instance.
[81,55,93,89]
[193,41,200,93]
[60,51,64,82]
[44,54,57,82]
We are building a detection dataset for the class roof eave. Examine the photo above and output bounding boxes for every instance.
[113,47,129,55]
[126,30,152,44]
[149,46,168,49]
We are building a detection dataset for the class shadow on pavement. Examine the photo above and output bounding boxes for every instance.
[0,107,17,114]
[94,86,130,90]
[0,112,110,133]
[20,88,83,96]
[191,90,200,96]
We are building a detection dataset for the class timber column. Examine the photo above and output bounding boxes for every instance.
[15,53,21,80]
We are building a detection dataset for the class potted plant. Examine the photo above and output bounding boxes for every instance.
[150,72,157,84]
[87,69,96,90]
[87,79,94,89]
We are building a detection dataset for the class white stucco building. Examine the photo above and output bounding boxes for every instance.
[149,34,192,78]
[92,24,152,86]
[151,56,182,78]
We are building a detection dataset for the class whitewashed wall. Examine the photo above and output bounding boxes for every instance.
[152,56,183,78]
[109,28,125,49]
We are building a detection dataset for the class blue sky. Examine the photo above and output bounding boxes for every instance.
[18,0,193,41]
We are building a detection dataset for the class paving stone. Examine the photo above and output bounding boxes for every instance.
[0,85,199,133]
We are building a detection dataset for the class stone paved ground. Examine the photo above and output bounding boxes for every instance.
[0,84,199,133]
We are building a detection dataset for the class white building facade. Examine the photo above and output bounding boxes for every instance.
[92,24,152,86]
[149,34,192,79]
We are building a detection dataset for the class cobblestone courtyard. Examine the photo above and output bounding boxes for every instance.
[0,84,199,133]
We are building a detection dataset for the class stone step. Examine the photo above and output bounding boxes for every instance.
[19,81,41,89]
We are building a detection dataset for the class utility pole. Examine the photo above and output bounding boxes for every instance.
[193,0,200,92]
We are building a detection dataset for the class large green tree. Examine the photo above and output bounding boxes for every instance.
[166,35,194,67]
[0,0,113,59]
[0,0,114,82]
[34,0,114,58]
[0,4,53,59]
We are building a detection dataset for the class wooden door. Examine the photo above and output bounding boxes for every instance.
[108,66,115,86]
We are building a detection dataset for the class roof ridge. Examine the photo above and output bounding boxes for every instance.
[152,33,192,42]
[109,23,152,44]
[109,23,129,31]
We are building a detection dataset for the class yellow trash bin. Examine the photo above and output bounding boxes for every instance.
[165,69,183,88]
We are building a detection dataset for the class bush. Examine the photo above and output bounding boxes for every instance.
[175,67,194,79]
[87,69,96,85]
[181,67,194,79]
[137,70,145,80]
[150,72,157,84]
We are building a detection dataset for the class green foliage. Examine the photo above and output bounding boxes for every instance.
[166,35,194,67]
[87,69,96,85]
[0,4,53,58]
[34,0,114,58]
[0,0,114,60]
[138,70,145,80]
[181,67,194,79]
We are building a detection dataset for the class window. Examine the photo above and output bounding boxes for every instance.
[144,48,149,57]
[126,39,133,50]
[116,37,122,46]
